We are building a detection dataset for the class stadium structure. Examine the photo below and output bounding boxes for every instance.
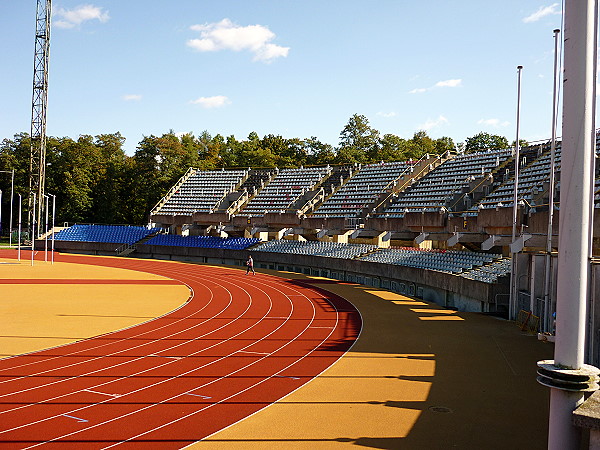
[13,0,600,446]
[46,134,600,369]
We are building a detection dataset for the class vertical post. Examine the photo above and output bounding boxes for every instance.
[31,193,35,266]
[9,169,14,247]
[0,190,2,242]
[545,0,599,448]
[29,0,52,236]
[544,29,561,333]
[587,0,599,365]
[50,193,55,264]
[44,194,48,262]
[17,194,21,261]
[510,65,524,320]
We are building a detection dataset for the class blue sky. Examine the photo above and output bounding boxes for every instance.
[0,1,564,154]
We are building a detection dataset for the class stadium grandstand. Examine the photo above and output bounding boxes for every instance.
[49,134,600,333]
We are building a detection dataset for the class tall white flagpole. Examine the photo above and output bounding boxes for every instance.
[510,65,523,320]
[544,29,561,332]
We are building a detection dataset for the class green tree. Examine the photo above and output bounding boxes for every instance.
[238,132,277,168]
[375,134,408,162]
[305,137,336,165]
[511,139,529,149]
[92,133,127,224]
[337,114,380,163]
[464,132,509,153]
[434,136,455,154]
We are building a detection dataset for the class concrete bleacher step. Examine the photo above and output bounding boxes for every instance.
[116,230,161,257]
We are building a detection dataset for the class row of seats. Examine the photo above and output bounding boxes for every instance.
[254,239,377,259]
[240,167,331,215]
[476,144,561,210]
[156,169,248,215]
[145,234,261,250]
[252,240,510,283]
[311,161,414,218]
[459,258,512,283]
[383,149,513,216]
[360,247,502,275]
[54,225,511,284]
[54,224,159,245]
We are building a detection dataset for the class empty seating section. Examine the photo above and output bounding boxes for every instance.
[476,144,561,210]
[459,258,512,283]
[359,247,503,276]
[54,224,159,244]
[156,168,248,215]
[240,167,331,215]
[239,169,277,195]
[145,234,260,250]
[311,161,413,218]
[254,240,377,259]
[383,149,512,217]
[254,241,509,283]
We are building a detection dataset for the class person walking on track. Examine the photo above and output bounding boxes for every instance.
[246,255,256,275]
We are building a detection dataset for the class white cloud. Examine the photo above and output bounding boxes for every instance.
[187,18,290,63]
[54,4,110,29]
[418,115,449,131]
[190,95,231,109]
[409,79,462,94]
[523,4,561,23]
[478,118,510,128]
[434,79,462,88]
[123,94,142,102]
[376,111,397,118]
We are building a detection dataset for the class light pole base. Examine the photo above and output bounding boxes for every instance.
[537,360,600,392]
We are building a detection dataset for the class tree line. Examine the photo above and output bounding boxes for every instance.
[0,114,512,228]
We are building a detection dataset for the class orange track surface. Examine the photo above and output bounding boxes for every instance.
[0,250,361,448]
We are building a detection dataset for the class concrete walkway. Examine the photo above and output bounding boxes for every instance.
[199,271,553,449]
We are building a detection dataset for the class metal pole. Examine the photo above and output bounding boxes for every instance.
[44,194,48,262]
[31,193,35,266]
[9,170,14,247]
[587,0,599,366]
[544,29,561,333]
[17,194,21,261]
[546,0,598,447]
[510,65,523,320]
[50,193,55,264]
[0,190,2,243]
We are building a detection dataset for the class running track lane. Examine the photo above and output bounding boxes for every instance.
[0,251,362,448]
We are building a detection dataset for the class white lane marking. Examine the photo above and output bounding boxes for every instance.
[61,414,88,423]
[273,375,301,380]
[12,271,280,443]
[0,274,228,402]
[148,355,182,360]
[23,273,308,447]
[101,280,353,449]
[237,351,269,355]
[82,389,121,398]
[185,393,212,399]
[8,262,355,449]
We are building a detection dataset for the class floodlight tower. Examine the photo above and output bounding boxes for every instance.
[29,0,51,236]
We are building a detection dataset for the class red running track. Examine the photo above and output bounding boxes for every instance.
[0,251,361,448]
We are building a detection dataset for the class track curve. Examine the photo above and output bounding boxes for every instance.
[0,252,361,448]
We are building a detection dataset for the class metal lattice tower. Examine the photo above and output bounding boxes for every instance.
[29,0,51,236]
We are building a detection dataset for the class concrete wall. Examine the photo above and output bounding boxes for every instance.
[46,240,509,313]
